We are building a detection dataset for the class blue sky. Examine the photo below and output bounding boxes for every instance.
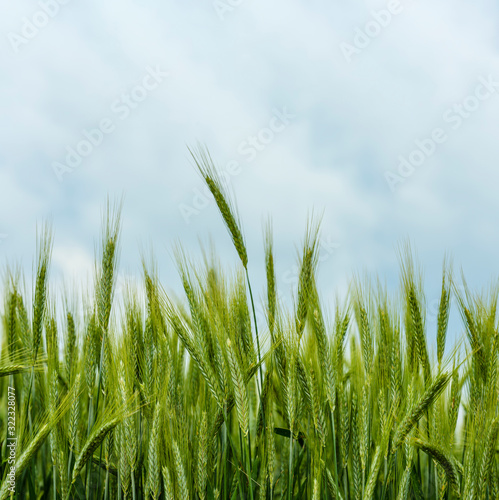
[1,0,499,347]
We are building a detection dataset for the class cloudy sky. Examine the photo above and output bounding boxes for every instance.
[1,0,499,344]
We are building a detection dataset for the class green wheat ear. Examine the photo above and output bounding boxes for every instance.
[189,144,248,268]
[5,169,499,499]
[33,223,53,359]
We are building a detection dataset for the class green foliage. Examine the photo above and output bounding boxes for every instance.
[0,160,498,499]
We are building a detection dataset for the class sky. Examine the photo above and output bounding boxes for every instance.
[1,0,499,348]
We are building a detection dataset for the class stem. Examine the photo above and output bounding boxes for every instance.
[239,428,245,474]
[131,469,136,500]
[67,450,73,489]
[288,432,294,500]
[241,429,254,500]
[224,405,228,498]
[307,414,311,498]
[237,468,245,499]
[24,339,42,435]
[85,395,94,497]
[91,331,107,500]
[246,446,254,500]
[96,442,104,500]
[330,409,339,491]
[53,464,56,500]
[343,466,349,499]
[117,465,121,499]
[362,468,365,499]
[381,454,394,499]
[245,268,264,399]
[94,335,106,425]
[104,468,110,500]
[247,430,253,471]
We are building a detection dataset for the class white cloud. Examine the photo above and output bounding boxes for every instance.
[1,0,498,340]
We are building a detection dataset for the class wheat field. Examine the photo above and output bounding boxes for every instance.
[1,149,498,499]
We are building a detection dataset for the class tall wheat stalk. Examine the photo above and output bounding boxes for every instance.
[0,149,497,499]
